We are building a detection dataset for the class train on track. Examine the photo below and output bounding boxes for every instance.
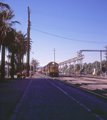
[41,62,59,77]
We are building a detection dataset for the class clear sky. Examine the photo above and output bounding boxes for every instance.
[3,0,107,66]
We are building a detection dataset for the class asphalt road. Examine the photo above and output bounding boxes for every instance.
[11,73,107,120]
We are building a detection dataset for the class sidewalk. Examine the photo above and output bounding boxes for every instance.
[0,78,31,120]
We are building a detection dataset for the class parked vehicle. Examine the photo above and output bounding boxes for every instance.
[16,72,25,79]
[16,70,33,78]
[22,70,27,76]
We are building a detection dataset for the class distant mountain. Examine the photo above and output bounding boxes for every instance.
[36,66,43,69]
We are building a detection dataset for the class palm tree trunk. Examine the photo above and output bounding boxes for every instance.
[19,54,22,75]
[11,51,14,79]
[1,45,5,81]
[22,56,23,70]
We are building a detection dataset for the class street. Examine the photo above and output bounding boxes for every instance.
[10,73,107,120]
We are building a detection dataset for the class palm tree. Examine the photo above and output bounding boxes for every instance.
[7,29,27,79]
[0,3,10,80]
[7,29,19,79]
[0,2,10,47]
[0,6,19,81]
[15,31,27,74]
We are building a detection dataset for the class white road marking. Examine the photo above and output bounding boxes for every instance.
[45,77,103,120]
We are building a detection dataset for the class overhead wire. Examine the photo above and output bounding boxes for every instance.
[32,22,107,35]
[31,27,106,44]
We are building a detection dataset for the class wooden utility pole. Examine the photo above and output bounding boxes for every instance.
[27,6,30,76]
[54,49,55,62]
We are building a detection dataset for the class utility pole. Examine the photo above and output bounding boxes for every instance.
[104,45,107,61]
[104,45,107,71]
[27,6,30,77]
[100,51,102,74]
[54,49,55,62]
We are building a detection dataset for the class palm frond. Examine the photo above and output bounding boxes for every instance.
[0,2,10,9]
[11,21,21,24]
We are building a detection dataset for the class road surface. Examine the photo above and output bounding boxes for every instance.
[10,73,107,120]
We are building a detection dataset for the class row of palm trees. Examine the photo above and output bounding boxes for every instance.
[0,2,28,81]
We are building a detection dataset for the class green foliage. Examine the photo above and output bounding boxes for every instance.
[61,60,107,74]
[83,60,107,74]
[31,59,39,74]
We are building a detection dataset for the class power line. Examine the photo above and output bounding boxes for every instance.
[31,27,106,44]
[32,23,107,35]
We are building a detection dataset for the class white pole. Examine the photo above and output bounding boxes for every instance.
[100,51,102,75]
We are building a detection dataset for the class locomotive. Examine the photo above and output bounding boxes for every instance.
[41,62,59,77]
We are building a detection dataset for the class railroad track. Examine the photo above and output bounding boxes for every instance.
[54,77,107,100]
[41,73,107,100]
